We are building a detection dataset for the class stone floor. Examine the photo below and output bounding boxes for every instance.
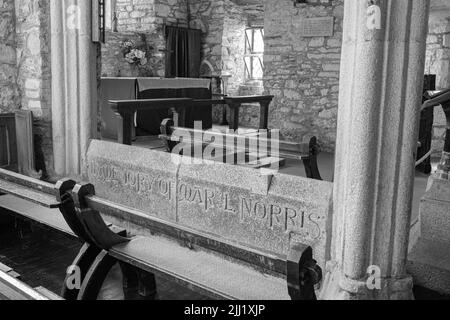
[280,153,435,224]
[0,216,210,300]
[1,209,447,300]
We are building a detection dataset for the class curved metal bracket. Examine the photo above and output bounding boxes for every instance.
[70,182,130,250]
[302,137,323,181]
[61,243,102,300]
[56,179,93,244]
[287,244,322,300]
[77,250,118,300]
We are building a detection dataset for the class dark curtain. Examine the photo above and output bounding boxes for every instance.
[417,75,436,174]
[165,26,201,78]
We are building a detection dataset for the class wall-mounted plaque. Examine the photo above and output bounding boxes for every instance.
[298,17,334,37]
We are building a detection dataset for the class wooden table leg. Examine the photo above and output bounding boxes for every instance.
[443,103,450,153]
[228,103,240,131]
[175,107,187,128]
[221,104,229,126]
[259,101,270,130]
[117,112,133,146]
[137,270,157,299]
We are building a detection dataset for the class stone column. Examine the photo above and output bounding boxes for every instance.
[320,0,430,300]
[50,0,98,178]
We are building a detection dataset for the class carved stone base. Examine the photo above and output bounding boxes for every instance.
[318,261,414,300]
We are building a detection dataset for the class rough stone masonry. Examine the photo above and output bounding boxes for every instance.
[262,0,343,152]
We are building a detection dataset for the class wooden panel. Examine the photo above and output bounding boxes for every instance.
[0,124,8,166]
[34,287,64,300]
[0,178,60,208]
[0,114,17,171]
[15,110,34,175]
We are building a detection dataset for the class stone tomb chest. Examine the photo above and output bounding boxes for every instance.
[87,140,333,268]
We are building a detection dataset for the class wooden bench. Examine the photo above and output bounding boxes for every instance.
[0,262,20,280]
[159,118,322,180]
[0,166,323,300]
[0,264,62,300]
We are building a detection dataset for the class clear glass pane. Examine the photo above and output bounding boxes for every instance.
[244,56,252,79]
[253,29,264,53]
[105,0,112,30]
[252,57,264,79]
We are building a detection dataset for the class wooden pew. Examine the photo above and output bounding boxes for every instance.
[0,262,21,280]
[0,167,323,300]
[159,118,323,180]
[0,267,62,300]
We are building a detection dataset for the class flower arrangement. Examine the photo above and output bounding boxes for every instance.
[122,40,148,67]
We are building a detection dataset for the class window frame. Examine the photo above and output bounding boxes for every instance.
[104,0,117,31]
[244,27,265,81]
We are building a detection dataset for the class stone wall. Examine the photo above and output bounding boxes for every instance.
[116,0,188,32]
[189,0,264,123]
[426,16,450,89]
[242,1,264,27]
[190,0,263,79]
[15,0,51,119]
[108,0,262,94]
[14,0,53,176]
[0,0,52,176]
[221,1,246,96]
[104,0,189,78]
[189,0,224,75]
[426,15,450,156]
[101,31,165,77]
[263,0,343,151]
[0,0,19,114]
